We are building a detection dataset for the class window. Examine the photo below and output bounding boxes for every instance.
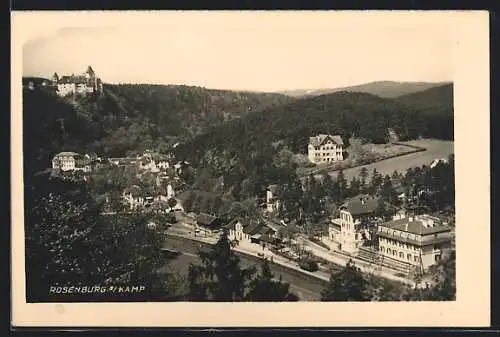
[399,252,404,259]
[393,249,397,256]
[407,253,411,260]
[414,256,419,262]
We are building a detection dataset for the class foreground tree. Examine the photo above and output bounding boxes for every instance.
[187,231,256,301]
[245,260,299,302]
[321,260,369,301]
[167,197,178,210]
[25,174,177,301]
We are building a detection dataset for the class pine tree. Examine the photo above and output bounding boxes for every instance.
[370,168,383,195]
[359,167,369,191]
[349,176,361,197]
[321,260,369,301]
[25,174,175,301]
[380,175,396,204]
[245,260,299,301]
[336,168,348,200]
[187,231,256,301]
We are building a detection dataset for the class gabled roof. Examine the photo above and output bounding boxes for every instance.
[123,185,142,197]
[260,234,278,244]
[309,134,344,147]
[257,226,273,235]
[224,218,251,230]
[260,217,284,232]
[58,75,93,85]
[340,194,380,216]
[196,213,220,229]
[54,151,79,158]
[244,222,265,235]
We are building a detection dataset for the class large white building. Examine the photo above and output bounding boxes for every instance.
[377,214,452,272]
[53,66,103,97]
[52,152,92,172]
[308,134,344,164]
[329,194,381,254]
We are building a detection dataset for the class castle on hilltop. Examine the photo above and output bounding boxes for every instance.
[52,65,103,97]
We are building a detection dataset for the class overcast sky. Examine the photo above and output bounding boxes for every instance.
[21,11,455,92]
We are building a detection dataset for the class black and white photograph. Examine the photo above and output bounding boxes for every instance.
[11,11,490,327]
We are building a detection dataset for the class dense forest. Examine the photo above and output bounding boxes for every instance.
[174,85,453,187]
[394,83,454,140]
[22,83,293,165]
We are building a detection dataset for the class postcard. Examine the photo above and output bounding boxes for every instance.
[11,10,490,327]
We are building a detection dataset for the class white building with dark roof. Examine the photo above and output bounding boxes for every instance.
[53,66,103,97]
[52,152,92,172]
[265,184,280,213]
[308,134,344,164]
[329,194,382,254]
[377,214,452,271]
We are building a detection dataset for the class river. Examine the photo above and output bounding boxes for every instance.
[324,139,454,182]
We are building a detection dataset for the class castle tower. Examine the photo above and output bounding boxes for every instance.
[52,72,59,84]
[85,65,95,80]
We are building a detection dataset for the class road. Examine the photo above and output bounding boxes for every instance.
[161,236,325,301]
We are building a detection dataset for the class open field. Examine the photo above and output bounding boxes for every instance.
[326,139,454,182]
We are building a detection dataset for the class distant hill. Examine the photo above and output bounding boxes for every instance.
[394,83,454,140]
[279,81,451,99]
[393,83,453,113]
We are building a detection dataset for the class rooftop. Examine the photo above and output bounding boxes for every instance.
[224,218,250,230]
[54,151,79,157]
[196,213,220,229]
[244,222,265,235]
[379,215,452,235]
[340,194,381,216]
[309,134,344,147]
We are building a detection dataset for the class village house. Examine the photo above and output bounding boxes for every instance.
[53,66,103,97]
[224,218,281,247]
[307,134,344,164]
[139,151,171,172]
[108,157,139,167]
[196,213,223,236]
[377,214,453,272]
[224,218,251,242]
[122,185,172,211]
[329,194,382,254]
[122,185,147,210]
[52,152,92,172]
[265,184,280,213]
[155,175,176,199]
